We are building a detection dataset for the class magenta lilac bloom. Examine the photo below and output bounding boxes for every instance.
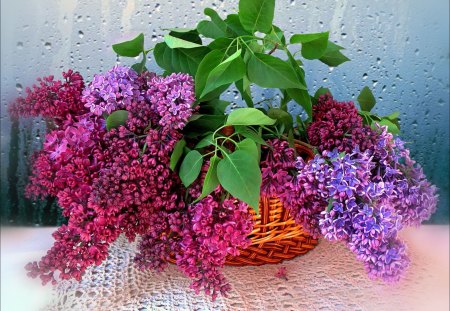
[307,94,376,153]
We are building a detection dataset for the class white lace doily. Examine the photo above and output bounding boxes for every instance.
[45,229,449,311]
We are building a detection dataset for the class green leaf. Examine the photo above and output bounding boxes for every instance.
[195,134,215,149]
[377,119,400,134]
[179,150,204,187]
[235,77,254,107]
[166,28,195,33]
[264,25,285,50]
[164,34,202,49]
[236,138,258,160]
[314,87,332,100]
[106,110,128,131]
[286,50,306,81]
[197,8,227,39]
[238,0,275,34]
[326,198,334,213]
[290,32,330,60]
[199,99,230,115]
[208,38,235,52]
[225,14,252,36]
[247,53,304,89]
[286,88,312,118]
[267,108,294,130]
[195,50,225,98]
[234,126,268,146]
[217,150,262,210]
[196,155,221,201]
[184,115,227,136]
[386,111,400,120]
[170,139,187,170]
[201,49,246,98]
[357,86,376,112]
[226,108,276,126]
[131,52,147,74]
[287,129,295,149]
[319,41,350,67]
[168,29,202,44]
[153,42,208,76]
[112,33,144,57]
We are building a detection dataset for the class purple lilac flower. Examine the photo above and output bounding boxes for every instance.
[146,73,195,130]
[82,65,143,115]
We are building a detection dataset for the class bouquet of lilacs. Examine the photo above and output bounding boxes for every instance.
[261,95,438,281]
[10,0,437,300]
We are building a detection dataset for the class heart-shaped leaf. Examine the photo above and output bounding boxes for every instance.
[164,34,203,49]
[238,0,275,34]
[200,49,246,98]
[234,126,268,146]
[153,42,208,76]
[217,150,261,210]
[197,8,228,39]
[112,33,144,57]
[196,155,221,202]
[357,86,376,112]
[290,32,330,60]
[226,108,276,126]
[179,150,204,187]
[267,108,294,130]
[319,41,350,67]
[170,139,186,170]
[247,53,304,89]
[106,110,128,131]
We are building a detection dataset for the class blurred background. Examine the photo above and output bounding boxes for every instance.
[1,0,449,225]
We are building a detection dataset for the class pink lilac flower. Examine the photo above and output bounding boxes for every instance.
[135,161,253,300]
[9,70,86,123]
[275,267,288,280]
[19,68,201,290]
[307,94,376,153]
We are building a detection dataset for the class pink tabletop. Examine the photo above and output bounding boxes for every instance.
[1,226,449,311]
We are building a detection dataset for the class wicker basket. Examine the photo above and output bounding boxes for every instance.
[168,141,318,266]
[224,142,319,266]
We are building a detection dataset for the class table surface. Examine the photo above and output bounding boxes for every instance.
[1,226,449,311]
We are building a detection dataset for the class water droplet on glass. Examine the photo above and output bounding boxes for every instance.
[78,31,84,38]
[17,42,23,49]
[362,73,368,80]
[16,83,23,91]
[44,42,52,49]
[341,33,347,39]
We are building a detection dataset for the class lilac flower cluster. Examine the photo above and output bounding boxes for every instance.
[19,68,199,287]
[9,70,86,123]
[307,95,376,153]
[82,65,143,115]
[286,100,438,282]
[146,73,195,130]
[17,66,255,300]
[135,161,253,300]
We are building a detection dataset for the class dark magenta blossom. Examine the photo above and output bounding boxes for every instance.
[307,94,376,153]
[9,70,86,123]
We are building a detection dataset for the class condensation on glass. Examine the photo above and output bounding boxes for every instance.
[1,0,448,225]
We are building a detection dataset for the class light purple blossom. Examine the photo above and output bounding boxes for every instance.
[82,65,142,115]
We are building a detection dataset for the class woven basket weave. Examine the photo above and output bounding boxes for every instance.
[224,142,319,266]
[168,141,318,266]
